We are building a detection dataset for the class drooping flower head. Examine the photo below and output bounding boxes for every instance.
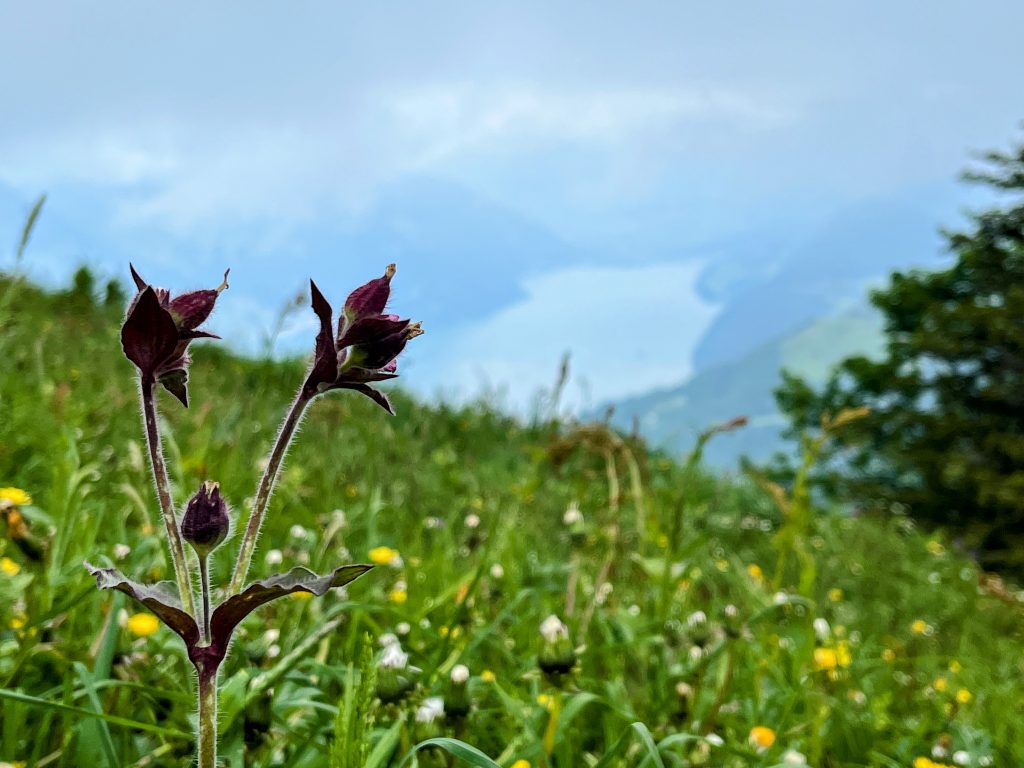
[303,264,423,413]
[181,481,230,557]
[120,264,229,405]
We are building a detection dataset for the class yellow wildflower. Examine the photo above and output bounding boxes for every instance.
[511,761,530,768]
[933,677,948,692]
[747,563,764,584]
[10,615,27,630]
[481,669,496,683]
[926,540,945,556]
[388,587,408,604]
[439,625,450,638]
[814,647,840,672]
[0,557,20,576]
[948,659,962,673]
[369,546,401,566]
[914,758,934,768]
[828,588,844,602]
[0,488,31,506]
[882,648,896,663]
[126,613,160,638]
[748,726,776,750]
[956,688,972,704]
[536,693,553,710]
[910,619,928,635]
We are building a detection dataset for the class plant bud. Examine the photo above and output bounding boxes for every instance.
[181,481,230,557]
[446,664,471,719]
[538,615,576,679]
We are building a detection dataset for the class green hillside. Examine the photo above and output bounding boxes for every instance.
[1,272,1022,767]
[609,304,885,467]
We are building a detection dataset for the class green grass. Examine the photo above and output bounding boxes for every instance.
[0,272,1022,768]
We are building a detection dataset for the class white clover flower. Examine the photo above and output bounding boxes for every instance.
[396,622,411,636]
[932,745,948,759]
[415,696,444,723]
[627,604,641,616]
[378,633,400,647]
[450,664,470,683]
[689,646,703,661]
[113,543,131,560]
[464,514,481,529]
[675,682,692,698]
[289,524,307,539]
[265,549,284,566]
[952,751,970,766]
[539,615,569,643]
[724,604,739,618]
[490,563,505,579]
[687,611,707,628]
[705,733,724,747]
[813,617,831,642]
[773,591,790,605]
[563,502,583,526]
[379,644,408,670]
[782,749,807,765]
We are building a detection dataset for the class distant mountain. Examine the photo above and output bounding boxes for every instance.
[608,303,885,466]
[692,199,944,370]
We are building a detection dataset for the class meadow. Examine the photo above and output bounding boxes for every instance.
[1,270,1023,767]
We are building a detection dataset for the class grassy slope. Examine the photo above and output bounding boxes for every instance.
[0,275,1022,767]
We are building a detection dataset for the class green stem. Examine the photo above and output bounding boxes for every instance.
[229,389,312,594]
[140,377,196,617]
[197,669,218,768]
[198,555,212,644]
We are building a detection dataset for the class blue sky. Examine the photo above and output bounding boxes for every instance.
[2,2,1023,409]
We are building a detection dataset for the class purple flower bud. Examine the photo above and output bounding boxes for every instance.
[303,265,422,413]
[181,481,230,557]
[121,265,228,406]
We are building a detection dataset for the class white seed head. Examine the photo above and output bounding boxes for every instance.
[289,524,307,539]
[782,749,807,765]
[396,622,411,636]
[687,611,707,628]
[263,628,280,644]
[265,549,284,566]
[724,604,739,618]
[450,664,470,683]
[563,502,584,526]
[490,563,505,579]
[464,514,481,529]
[813,618,831,642]
[951,752,970,767]
[539,614,569,643]
[379,643,408,670]
[415,696,444,723]
[113,543,131,560]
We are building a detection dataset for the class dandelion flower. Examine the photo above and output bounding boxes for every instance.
[511,761,530,768]
[481,669,496,683]
[0,557,20,576]
[910,619,929,635]
[956,688,972,704]
[126,613,160,638]
[933,677,948,692]
[814,648,839,672]
[0,488,31,506]
[369,546,402,567]
[749,726,776,751]
[388,587,408,604]
[747,563,764,584]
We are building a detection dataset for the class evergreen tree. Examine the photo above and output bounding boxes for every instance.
[776,137,1024,571]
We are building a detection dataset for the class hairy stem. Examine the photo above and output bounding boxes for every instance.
[198,555,211,643]
[197,668,218,768]
[140,377,196,617]
[229,389,312,594]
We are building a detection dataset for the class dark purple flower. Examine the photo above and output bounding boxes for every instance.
[121,265,229,406]
[181,481,230,557]
[303,264,423,413]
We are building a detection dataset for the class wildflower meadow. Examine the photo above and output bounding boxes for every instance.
[1,252,1023,766]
